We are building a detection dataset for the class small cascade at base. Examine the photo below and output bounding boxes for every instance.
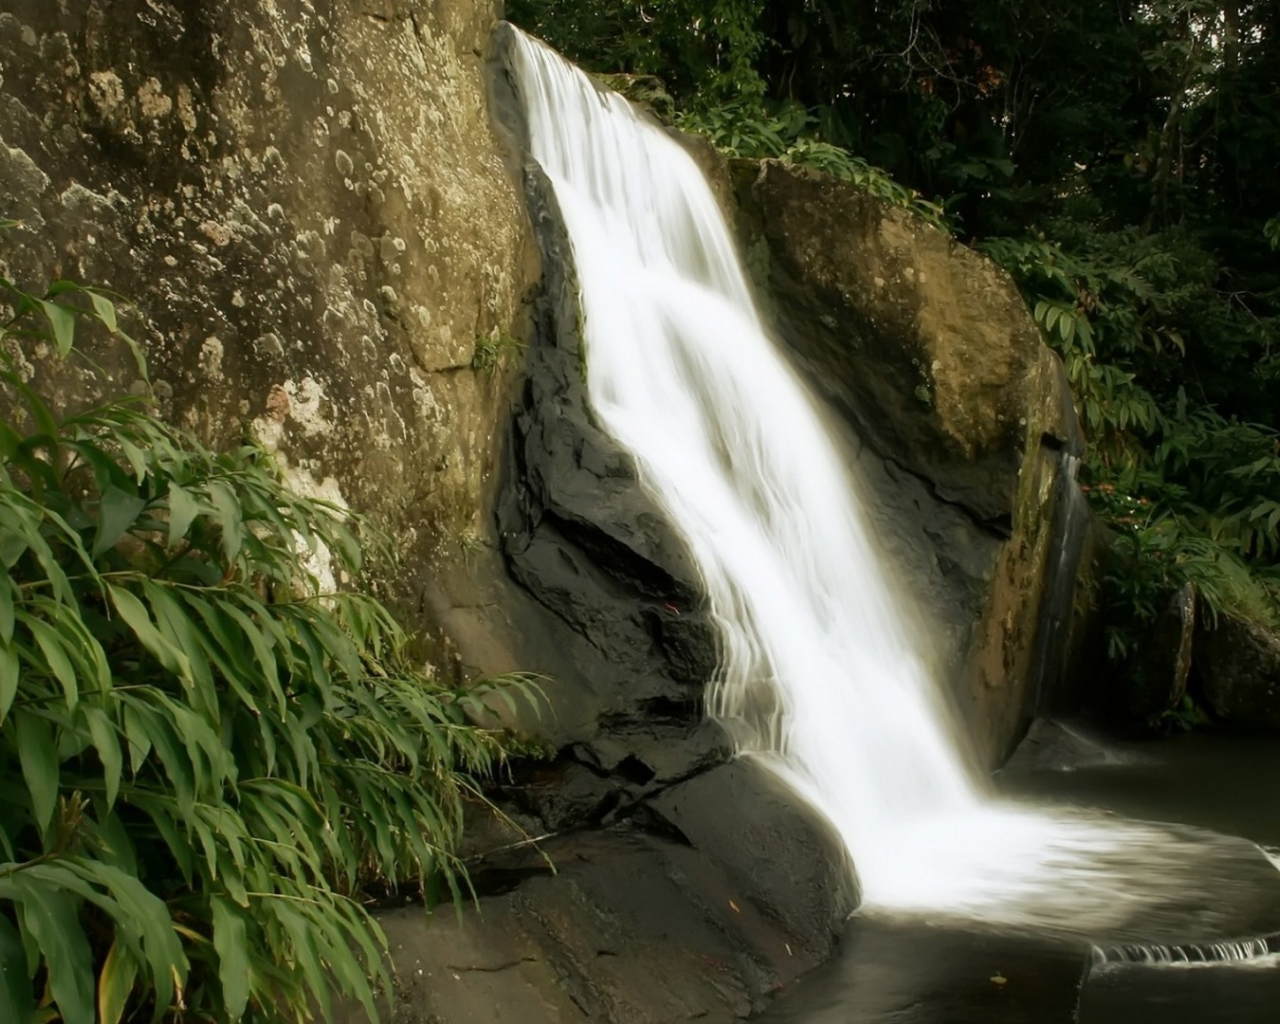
[505,26,1280,941]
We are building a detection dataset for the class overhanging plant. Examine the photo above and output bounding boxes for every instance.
[0,267,541,1022]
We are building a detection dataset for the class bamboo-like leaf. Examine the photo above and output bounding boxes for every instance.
[166,483,200,549]
[0,912,34,1024]
[81,706,123,808]
[0,642,18,724]
[15,711,59,838]
[15,879,93,1024]
[37,300,76,357]
[211,898,251,1020]
[92,486,147,560]
[96,939,137,1024]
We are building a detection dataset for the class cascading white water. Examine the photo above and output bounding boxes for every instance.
[508,28,1275,938]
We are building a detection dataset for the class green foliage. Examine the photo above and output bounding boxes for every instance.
[508,0,767,102]
[673,102,950,230]
[981,229,1280,666]
[471,329,524,372]
[0,276,540,1021]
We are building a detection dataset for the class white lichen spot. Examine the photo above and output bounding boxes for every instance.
[198,220,232,247]
[250,418,348,596]
[199,336,224,380]
[137,77,172,119]
[284,377,331,437]
[87,70,125,117]
[176,84,197,132]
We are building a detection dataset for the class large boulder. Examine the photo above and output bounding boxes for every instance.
[335,761,856,1024]
[1197,613,1280,729]
[729,161,1094,764]
[0,0,536,662]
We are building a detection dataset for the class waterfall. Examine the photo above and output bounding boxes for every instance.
[507,28,1273,939]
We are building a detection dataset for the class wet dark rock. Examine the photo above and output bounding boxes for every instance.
[1001,718,1140,774]
[1197,613,1280,729]
[1125,583,1196,724]
[337,794,854,1024]
[648,762,858,960]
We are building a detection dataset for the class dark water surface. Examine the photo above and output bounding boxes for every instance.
[760,729,1280,1023]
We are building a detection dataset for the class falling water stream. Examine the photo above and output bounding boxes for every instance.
[507,29,1278,943]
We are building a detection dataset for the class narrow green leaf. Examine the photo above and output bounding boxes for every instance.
[211,898,250,1020]
[207,481,244,564]
[15,712,59,839]
[17,879,93,1023]
[0,912,35,1024]
[0,643,18,724]
[108,585,190,681]
[96,939,137,1024]
[36,299,77,356]
[25,617,79,709]
[88,291,118,333]
[0,576,15,645]
[166,483,200,549]
[82,706,123,808]
[93,486,148,560]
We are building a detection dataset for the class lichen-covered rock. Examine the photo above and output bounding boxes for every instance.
[730,161,1092,765]
[1197,613,1280,730]
[0,0,536,661]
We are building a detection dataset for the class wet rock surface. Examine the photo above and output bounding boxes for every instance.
[1197,613,1280,730]
[1125,582,1196,724]
[335,761,856,1024]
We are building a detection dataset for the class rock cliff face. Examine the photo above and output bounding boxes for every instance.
[0,0,535,657]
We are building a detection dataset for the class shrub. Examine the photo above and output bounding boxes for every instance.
[0,272,539,1022]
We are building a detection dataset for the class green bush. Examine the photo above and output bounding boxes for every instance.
[0,274,539,1022]
[980,231,1280,671]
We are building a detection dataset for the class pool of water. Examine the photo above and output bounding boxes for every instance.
[758,727,1280,1024]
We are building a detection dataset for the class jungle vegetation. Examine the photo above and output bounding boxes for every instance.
[0,277,537,1022]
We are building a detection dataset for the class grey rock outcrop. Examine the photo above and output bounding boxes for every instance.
[1197,613,1280,729]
